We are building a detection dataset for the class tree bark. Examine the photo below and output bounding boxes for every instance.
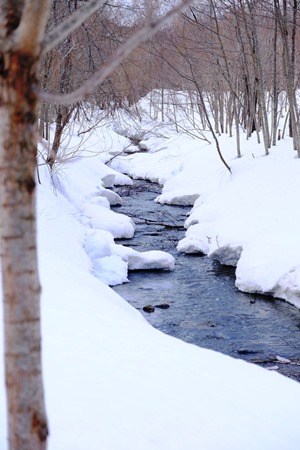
[0,50,48,450]
[271,11,278,147]
[0,1,51,448]
[0,51,48,450]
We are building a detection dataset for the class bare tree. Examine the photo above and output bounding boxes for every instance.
[274,0,300,156]
[0,0,194,449]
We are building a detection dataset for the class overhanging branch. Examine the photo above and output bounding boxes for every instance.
[40,0,195,105]
[42,0,108,55]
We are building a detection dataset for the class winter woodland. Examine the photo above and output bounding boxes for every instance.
[1,1,300,449]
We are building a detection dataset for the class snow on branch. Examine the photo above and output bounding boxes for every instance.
[40,0,194,106]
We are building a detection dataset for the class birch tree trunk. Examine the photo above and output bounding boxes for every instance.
[0,50,49,450]
[0,1,50,448]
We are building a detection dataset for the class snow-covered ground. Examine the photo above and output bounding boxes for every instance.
[110,99,300,309]
[1,100,300,449]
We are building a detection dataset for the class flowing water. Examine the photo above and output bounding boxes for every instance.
[112,180,300,382]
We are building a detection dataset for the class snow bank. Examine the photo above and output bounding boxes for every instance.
[1,110,300,450]
[48,138,176,285]
[29,144,300,448]
[110,105,300,308]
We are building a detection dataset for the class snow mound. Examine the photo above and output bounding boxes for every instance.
[85,206,135,239]
[236,235,300,308]
[93,255,128,286]
[114,244,175,271]
[156,191,200,205]
[177,237,207,254]
[97,187,122,206]
[209,242,243,266]
[128,250,175,270]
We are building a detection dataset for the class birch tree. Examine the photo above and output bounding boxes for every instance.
[0,1,194,449]
[0,2,51,449]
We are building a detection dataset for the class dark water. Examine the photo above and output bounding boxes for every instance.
[112,180,300,382]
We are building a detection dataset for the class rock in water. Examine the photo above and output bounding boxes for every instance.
[155,303,170,309]
[143,304,155,313]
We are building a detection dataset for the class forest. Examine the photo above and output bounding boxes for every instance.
[40,0,300,167]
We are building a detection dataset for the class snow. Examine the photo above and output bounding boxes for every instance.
[110,100,300,308]
[1,100,300,449]
[121,248,175,270]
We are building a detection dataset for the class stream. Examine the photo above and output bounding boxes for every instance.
[112,180,300,382]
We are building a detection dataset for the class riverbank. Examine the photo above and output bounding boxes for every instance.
[1,112,300,449]
[109,104,300,309]
[112,179,300,382]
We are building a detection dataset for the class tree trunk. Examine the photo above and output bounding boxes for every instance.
[272,12,278,147]
[246,0,270,154]
[0,49,48,450]
[234,96,241,158]
[47,105,73,168]
[275,0,300,156]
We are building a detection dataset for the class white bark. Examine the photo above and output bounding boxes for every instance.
[15,0,51,54]
[0,53,49,450]
[0,1,50,448]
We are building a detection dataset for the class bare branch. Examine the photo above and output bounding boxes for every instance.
[41,0,195,105]
[42,0,108,55]
[14,0,51,53]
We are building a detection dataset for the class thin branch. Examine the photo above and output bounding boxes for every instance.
[42,0,108,55]
[40,0,195,105]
